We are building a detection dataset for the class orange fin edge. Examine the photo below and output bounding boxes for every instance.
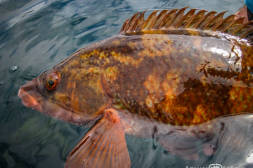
[65,108,131,168]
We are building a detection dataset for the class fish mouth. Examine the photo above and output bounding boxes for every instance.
[18,79,43,112]
[18,79,99,126]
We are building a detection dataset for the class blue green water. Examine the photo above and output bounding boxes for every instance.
[1,0,253,167]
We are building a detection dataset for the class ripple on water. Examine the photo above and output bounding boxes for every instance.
[6,2,48,30]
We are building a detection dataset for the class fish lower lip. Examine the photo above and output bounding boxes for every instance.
[18,80,42,112]
[19,89,40,108]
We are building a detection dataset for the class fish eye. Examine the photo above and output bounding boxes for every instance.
[48,80,55,86]
[45,72,60,91]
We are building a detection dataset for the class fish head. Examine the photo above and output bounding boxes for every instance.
[18,55,110,125]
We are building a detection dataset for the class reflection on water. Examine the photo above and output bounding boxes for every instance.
[0,0,252,167]
[127,114,253,168]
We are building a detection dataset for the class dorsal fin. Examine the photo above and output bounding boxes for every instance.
[119,7,253,41]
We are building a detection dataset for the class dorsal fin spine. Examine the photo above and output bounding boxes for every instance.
[231,21,253,36]
[221,17,244,33]
[128,12,141,32]
[142,11,158,30]
[185,10,207,28]
[124,20,130,33]
[235,21,253,38]
[167,7,188,28]
[131,16,141,31]
[241,27,253,38]
[152,10,169,29]
[196,11,217,29]
[120,18,129,34]
[119,7,253,41]
[212,15,235,31]
[176,8,197,28]
[149,11,164,29]
[203,11,227,30]
[135,11,146,31]
[160,9,178,28]
[191,11,214,29]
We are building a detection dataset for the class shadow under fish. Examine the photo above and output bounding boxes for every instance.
[18,7,253,167]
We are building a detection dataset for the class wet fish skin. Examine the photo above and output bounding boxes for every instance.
[20,33,253,126]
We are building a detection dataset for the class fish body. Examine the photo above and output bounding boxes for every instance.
[18,7,253,167]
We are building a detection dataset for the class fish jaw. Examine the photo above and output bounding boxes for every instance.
[18,79,43,112]
[18,79,98,126]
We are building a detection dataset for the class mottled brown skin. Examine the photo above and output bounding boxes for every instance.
[35,30,253,126]
[102,33,253,126]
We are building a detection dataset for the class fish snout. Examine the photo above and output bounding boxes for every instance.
[18,79,43,112]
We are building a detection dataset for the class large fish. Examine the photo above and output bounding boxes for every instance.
[18,7,253,167]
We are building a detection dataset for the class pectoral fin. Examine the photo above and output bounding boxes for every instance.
[65,109,131,168]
